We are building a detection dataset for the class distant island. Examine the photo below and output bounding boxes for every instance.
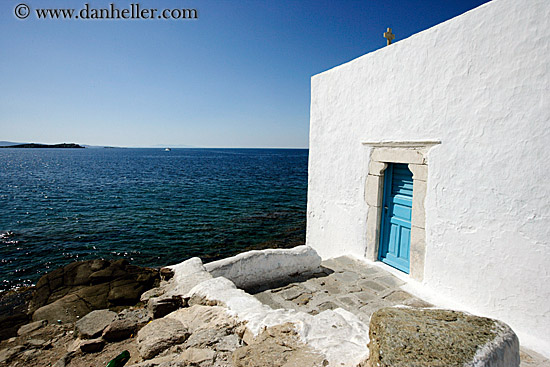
[0,143,85,149]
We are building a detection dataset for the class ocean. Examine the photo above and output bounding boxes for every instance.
[0,148,308,291]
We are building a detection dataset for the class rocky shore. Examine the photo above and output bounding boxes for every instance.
[0,246,534,367]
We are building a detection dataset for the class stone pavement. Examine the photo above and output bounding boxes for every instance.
[252,256,549,367]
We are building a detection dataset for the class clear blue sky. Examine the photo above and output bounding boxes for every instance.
[0,0,491,148]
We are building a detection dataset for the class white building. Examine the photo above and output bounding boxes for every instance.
[306,0,549,357]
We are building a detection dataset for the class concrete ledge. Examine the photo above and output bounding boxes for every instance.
[204,246,322,290]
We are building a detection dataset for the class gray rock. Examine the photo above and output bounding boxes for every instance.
[367,307,520,367]
[29,259,160,323]
[103,308,150,341]
[179,347,216,365]
[26,338,50,348]
[21,348,41,361]
[148,296,182,319]
[137,317,189,359]
[0,345,24,364]
[32,292,93,323]
[184,328,227,349]
[140,287,165,302]
[76,309,117,339]
[17,319,48,336]
[166,305,238,334]
[102,318,137,341]
[52,352,76,367]
[216,334,242,352]
[79,337,105,353]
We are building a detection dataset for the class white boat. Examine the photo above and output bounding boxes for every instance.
[164,148,171,151]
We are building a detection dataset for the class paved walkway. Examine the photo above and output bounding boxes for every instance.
[252,256,549,367]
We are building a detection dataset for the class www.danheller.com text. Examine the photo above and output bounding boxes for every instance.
[14,3,199,20]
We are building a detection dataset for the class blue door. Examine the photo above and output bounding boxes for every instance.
[378,163,413,273]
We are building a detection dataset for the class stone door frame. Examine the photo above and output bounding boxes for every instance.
[362,141,440,281]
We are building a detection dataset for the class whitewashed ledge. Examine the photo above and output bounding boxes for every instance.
[155,246,520,367]
[156,246,369,366]
[203,245,322,290]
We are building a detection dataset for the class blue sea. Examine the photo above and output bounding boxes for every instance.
[0,148,308,291]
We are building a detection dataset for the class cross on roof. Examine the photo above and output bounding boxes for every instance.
[384,28,395,45]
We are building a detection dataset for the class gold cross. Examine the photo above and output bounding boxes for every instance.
[383,28,395,45]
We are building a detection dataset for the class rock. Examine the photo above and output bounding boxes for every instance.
[180,347,216,365]
[136,317,189,359]
[232,323,326,367]
[21,348,41,361]
[0,345,24,364]
[68,338,84,353]
[26,338,50,348]
[103,318,136,341]
[17,319,48,336]
[213,351,233,367]
[184,328,228,349]
[166,305,238,334]
[52,352,76,367]
[29,259,160,323]
[76,309,117,338]
[140,287,165,303]
[216,334,242,352]
[79,337,105,353]
[148,296,182,319]
[103,308,151,341]
[107,320,138,341]
[367,307,520,367]
[33,293,92,323]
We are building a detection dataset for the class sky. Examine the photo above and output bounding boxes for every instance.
[0,0,492,148]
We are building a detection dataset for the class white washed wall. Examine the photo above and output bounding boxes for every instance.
[307,0,550,356]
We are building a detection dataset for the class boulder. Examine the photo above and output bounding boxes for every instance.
[26,338,50,348]
[148,296,183,319]
[17,319,47,336]
[33,293,92,323]
[140,287,165,303]
[102,308,150,341]
[179,347,216,365]
[29,259,160,323]
[184,328,228,349]
[136,317,190,359]
[367,307,520,367]
[76,309,117,339]
[79,337,105,353]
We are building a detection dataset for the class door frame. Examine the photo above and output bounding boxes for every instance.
[362,141,440,281]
